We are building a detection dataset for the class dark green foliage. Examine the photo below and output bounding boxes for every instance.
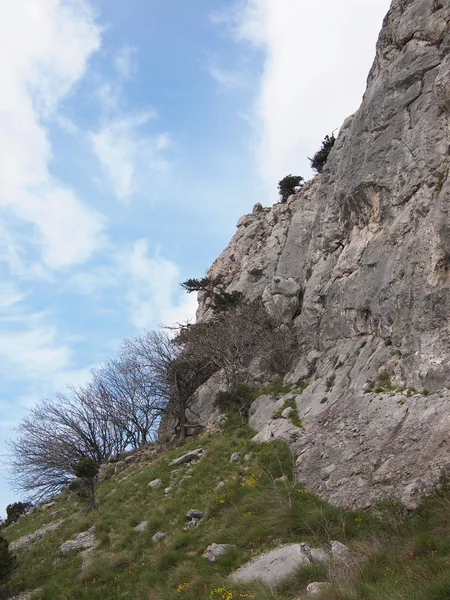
[277,174,304,203]
[217,385,260,422]
[74,457,99,480]
[72,457,99,508]
[5,501,31,526]
[0,534,16,584]
[181,276,243,312]
[309,133,336,173]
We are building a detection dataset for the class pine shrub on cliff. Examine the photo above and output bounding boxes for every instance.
[277,174,304,203]
[309,133,336,173]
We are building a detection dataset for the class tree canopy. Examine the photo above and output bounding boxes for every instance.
[277,174,304,203]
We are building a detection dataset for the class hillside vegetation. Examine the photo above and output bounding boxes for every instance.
[3,404,450,600]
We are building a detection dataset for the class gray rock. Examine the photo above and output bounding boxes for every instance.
[164,487,171,494]
[176,476,193,489]
[58,527,97,555]
[330,541,350,561]
[229,544,312,588]
[134,521,147,532]
[50,509,65,519]
[306,582,330,596]
[148,479,163,489]
[230,452,241,463]
[124,454,138,464]
[252,418,303,444]
[114,461,126,474]
[169,448,204,466]
[216,481,226,489]
[281,407,294,419]
[249,395,286,431]
[97,463,113,480]
[243,453,253,462]
[152,531,166,542]
[188,518,201,528]
[186,509,204,520]
[203,543,235,562]
[10,520,65,551]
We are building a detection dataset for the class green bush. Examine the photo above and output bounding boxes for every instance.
[5,501,31,526]
[309,133,336,173]
[0,535,16,584]
[278,174,304,203]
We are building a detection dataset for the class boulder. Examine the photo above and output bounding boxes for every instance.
[186,509,204,520]
[203,543,235,562]
[306,582,330,596]
[134,521,147,532]
[230,544,312,588]
[169,448,204,466]
[148,479,163,489]
[330,541,350,561]
[58,527,97,555]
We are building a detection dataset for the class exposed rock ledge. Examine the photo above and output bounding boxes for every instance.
[189,0,450,508]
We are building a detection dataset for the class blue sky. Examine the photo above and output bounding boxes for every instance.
[0,0,391,517]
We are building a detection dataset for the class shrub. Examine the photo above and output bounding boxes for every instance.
[278,174,304,203]
[72,457,99,508]
[0,534,16,584]
[5,501,31,526]
[309,133,336,173]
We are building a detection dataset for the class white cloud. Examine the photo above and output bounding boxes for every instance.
[161,292,198,328]
[227,0,392,191]
[0,284,79,385]
[208,62,246,90]
[0,0,104,272]
[115,44,138,80]
[119,239,197,329]
[90,112,171,201]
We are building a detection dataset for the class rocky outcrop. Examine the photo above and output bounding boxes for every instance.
[229,541,349,588]
[58,527,97,555]
[195,0,450,508]
[9,519,65,551]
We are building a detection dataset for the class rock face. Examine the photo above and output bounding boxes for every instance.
[194,0,450,508]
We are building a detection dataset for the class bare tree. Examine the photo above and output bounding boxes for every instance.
[7,330,178,500]
[7,388,126,501]
[177,299,276,387]
[91,352,165,449]
[125,330,212,441]
[173,298,298,418]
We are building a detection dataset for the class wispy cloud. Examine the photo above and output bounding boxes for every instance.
[120,239,186,329]
[90,112,171,201]
[208,62,246,90]
[114,44,138,80]
[0,0,105,273]
[218,0,391,191]
[0,283,85,388]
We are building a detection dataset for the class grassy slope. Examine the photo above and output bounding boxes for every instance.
[3,412,450,600]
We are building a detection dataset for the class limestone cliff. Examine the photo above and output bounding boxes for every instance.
[194,0,450,508]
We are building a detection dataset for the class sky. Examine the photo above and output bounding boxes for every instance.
[0,0,392,517]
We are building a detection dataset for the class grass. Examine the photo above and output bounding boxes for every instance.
[4,421,450,600]
[273,398,304,429]
[260,376,308,398]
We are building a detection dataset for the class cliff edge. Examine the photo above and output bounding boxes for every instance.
[194,0,450,508]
